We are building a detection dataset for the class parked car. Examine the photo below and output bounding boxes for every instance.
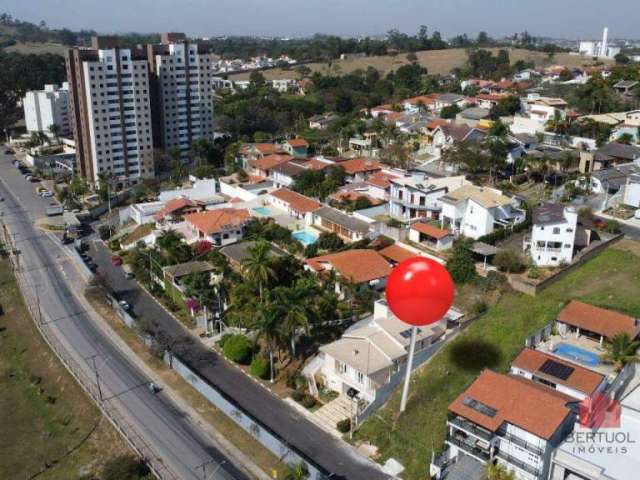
[110,255,122,266]
[40,191,54,198]
[148,382,161,394]
[29,177,40,183]
[118,300,131,311]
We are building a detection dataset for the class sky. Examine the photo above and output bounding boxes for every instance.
[4,0,639,40]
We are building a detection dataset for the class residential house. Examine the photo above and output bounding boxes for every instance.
[623,171,640,207]
[267,188,322,221]
[476,93,508,110]
[338,158,383,183]
[268,160,307,188]
[435,369,576,480]
[590,159,640,194]
[154,197,206,229]
[308,113,338,130]
[510,348,607,401]
[430,123,487,156]
[389,173,470,221]
[318,299,446,404]
[305,249,392,297]
[311,206,373,242]
[555,300,640,347]
[378,244,416,265]
[409,222,454,251]
[162,260,215,295]
[184,208,251,246]
[523,203,592,267]
[220,240,285,269]
[579,142,640,173]
[238,142,286,169]
[282,138,309,158]
[440,185,526,239]
[613,80,639,100]
[158,178,221,204]
[249,154,295,178]
[456,107,491,128]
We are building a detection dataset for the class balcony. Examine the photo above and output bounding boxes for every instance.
[495,450,541,477]
[446,434,491,462]
[496,430,545,456]
[448,416,493,442]
[391,196,441,211]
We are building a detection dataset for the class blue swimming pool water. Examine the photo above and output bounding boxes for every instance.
[554,343,601,367]
[292,230,318,246]
[252,206,273,216]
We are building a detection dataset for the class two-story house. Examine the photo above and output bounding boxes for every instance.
[435,370,576,480]
[282,137,309,157]
[154,197,206,230]
[440,185,526,239]
[267,188,322,221]
[311,205,374,242]
[430,123,487,156]
[524,203,588,267]
[184,208,251,247]
[338,158,383,183]
[389,173,470,222]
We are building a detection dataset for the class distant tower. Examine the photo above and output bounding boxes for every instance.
[600,27,609,57]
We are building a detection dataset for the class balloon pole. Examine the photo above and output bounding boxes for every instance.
[400,325,418,413]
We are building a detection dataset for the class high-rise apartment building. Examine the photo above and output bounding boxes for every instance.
[66,36,155,186]
[146,33,216,158]
[23,83,71,137]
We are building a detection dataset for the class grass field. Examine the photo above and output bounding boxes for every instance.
[0,259,131,480]
[4,42,69,55]
[228,48,610,81]
[353,242,640,480]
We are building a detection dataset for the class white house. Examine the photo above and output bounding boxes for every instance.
[389,173,470,222]
[183,208,251,247]
[408,222,454,251]
[158,178,221,204]
[524,203,582,267]
[267,188,322,221]
[318,299,446,404]
[440,185,526,239]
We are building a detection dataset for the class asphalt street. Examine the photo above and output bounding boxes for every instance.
[0,148,248,480]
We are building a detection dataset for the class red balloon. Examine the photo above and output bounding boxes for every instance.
[385,257,454,326]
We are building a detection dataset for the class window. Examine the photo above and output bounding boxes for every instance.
[335,360,347,374]
[356,371,364,384]
[553,227,561,234]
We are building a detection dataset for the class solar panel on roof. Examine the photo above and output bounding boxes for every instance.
[539,359,575,381]
[462,396,497,418]
[399,328,423,339]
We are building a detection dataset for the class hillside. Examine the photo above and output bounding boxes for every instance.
[4,41,69,55]
[228,47,610,80]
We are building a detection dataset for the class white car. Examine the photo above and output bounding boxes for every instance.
[40,191,54,198]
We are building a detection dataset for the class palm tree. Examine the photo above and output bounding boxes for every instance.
[241,240,275,303]
[255,304,283,383]
[190,138,211,167]
[48,123,61,143]
[284,462,309,480]
[274,281,316,357]
[601,332,640,371]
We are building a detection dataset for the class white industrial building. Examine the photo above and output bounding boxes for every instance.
[23,83,71,136]
[578,27,621,59]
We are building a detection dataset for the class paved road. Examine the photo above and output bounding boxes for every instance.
[88,223,390,477]
[0,149,248,480]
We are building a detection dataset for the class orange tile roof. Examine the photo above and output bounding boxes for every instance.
[557,300,640,340]
[286,138,309,148]
[371,104,394,112]
[304,158,333,170]
[338,158,382,175]
[403,94,438,105]
[449,370,573,440]
[250,154,294,172]
[426,118,449,130]
[306,249,392,284]
[329,191,384,205]
[512,348,604,395]
[477,93,507,102]
[384,111,405,122]
[410,223,452,240]
[154,197,202,221]
[367,171,398,189]
[378,244,416,264]
[270,188,322,213]
[254,143,285,155]
[185,208,251,235]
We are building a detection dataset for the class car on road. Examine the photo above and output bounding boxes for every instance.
[29,176,41,183]
[118,300,131,311]
[40,191,54,198]
[110,255,122,266]
[148,382,162,394]
[4,149,13,154]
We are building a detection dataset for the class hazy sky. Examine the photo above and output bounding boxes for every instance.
[4,0,639,40]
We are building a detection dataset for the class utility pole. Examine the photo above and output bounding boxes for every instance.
[87,354,103,401]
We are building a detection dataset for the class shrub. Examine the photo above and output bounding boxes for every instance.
[316,231,344,251]
[446,243,476,284]
[493,249,526,273]
[604,219,621,234]
[222,334,253,364]
[336,418,351,433]
[108,239,121,251]
[218,333,233,348]
[291,390,304,402]
[484,270,506,291]
[98,224,112,240]
[250,356,270,379]
[471,300,488,316]
[301,394,316,409]
[527,265,541,279]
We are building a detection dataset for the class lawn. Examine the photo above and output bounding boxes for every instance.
[354,244,640,479]
[229,48,610,80]
[0,259,131,480]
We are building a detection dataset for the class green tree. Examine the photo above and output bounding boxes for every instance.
[156,230,192,264]
[48,122,61,142]
[241,240,276,302]
[486,463,515,480]
[446,242,476,284]
[601,332,640,371]
[101,455,150,480]
[255,304,283,382]
[284,462,309,480]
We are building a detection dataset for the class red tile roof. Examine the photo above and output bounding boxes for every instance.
[403,94,438,106]
[557,300,640,339]
[270,188,322,213]
[306,249,392,284]
[185,208,251,235]
[477,93,507,102]
[154,197,202,221]
[338,158,382,175]
[512,348,604,395]
[286,138,309,148]
[410,223,452,240]
[426,118,449,130]
[250,154,294,172]
[254,143,285,155]
[366,171,398,189]
[378,244,416,264]
[449,370,573,440]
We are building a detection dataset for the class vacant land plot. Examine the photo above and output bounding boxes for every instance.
[354,243,640,480]
[0,259,130,480]
[229,48,609,81]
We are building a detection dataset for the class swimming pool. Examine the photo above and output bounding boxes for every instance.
[292,230,319,246]
[252,206,273,216]
[554,343,601,367]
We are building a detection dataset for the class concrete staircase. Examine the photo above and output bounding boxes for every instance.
[314,395,352,431]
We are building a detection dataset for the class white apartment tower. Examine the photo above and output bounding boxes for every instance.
[67,37,155,186]
[147,33,216,159]
[23,83,71,136]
